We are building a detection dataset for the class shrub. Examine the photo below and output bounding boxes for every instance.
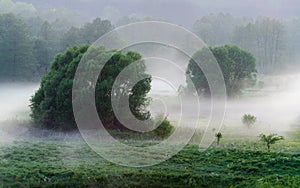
[242,114,257,128]
[259,133,284,152]
[153,115,174,138]
[30,45,151,130]
[215,132,223,145]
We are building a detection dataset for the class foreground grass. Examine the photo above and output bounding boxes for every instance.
[0,135,300,188]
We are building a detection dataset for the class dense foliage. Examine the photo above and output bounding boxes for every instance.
[0,14,37,80]
[0,9,113,81]
[2,1,300,80]
[153,117,174,138]
[192,14,287,74]
[60,18,113,50]
[232,18,285,74]
[2,7,300,82]
[30,45,151,130]
[1,138,300,187]
[192,13,246,46]
[186,45,257,97]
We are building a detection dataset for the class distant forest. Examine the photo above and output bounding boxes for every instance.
[1,0,300,81]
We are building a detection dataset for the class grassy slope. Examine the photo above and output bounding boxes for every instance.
[1,134,300,188]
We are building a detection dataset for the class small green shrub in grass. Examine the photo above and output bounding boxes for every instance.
[153,115,174,139]
[215,132,223,145]
[259,133,284,152]
[242,114,257,128]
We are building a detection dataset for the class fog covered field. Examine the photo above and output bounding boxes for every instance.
[0,83,38,120]
[1,74,300,143]
[0,83,38,144]
[151,73,300,133]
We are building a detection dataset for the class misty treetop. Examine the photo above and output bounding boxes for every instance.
[232,18,285,74]
[61,18,113,50]
[192,13,248,46]
[2,4,300,83]
[0,11,113,81]
[186,45,257,97]
[0,0,88,25]
[192,14,297,74]
[0,13,63,81]
[0,13,37,80]
[30,45,151,130]
[0,0,36,18]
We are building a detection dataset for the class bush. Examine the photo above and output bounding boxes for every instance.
[215,132,223,145]
[259,133,284,152]
[153,115,174,138]
[30,45,151,130]
[242,114,257,128]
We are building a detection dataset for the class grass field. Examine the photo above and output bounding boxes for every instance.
[0,129,300,188]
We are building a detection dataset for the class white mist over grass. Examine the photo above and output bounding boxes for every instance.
[202,74,300,142]
[148,73,300,142]
[0,73,299,144]
[224,73,300,132]
[0,83,38,145]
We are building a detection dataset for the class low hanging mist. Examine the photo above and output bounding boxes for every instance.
[148,72,300,136]
[0,83,38,144]
[0,73,300,144]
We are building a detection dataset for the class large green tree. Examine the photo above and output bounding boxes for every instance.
[30,45,151,130]
[186,45,256,97]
